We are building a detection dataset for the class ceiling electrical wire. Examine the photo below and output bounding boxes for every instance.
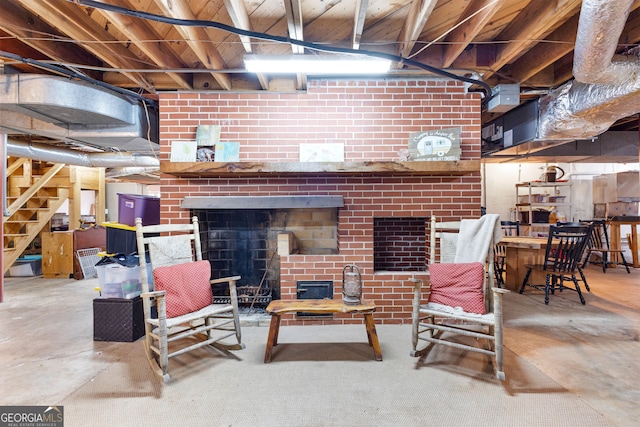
[71,0,493,102]
[407,0,500,59]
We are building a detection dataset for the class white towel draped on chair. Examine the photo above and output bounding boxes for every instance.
[454,214,502,263]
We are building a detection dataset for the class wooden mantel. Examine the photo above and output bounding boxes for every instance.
[160,160,480,177]
[182,195,344,209]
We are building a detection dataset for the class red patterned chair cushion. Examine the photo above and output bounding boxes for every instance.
[152,260,213,318]
[428,262,486,314]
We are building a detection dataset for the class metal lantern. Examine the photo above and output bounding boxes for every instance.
[342,264,362,305]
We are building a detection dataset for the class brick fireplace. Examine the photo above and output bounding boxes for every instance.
[157,79,482,325]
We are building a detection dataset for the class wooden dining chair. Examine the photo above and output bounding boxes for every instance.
[519,224,591,305]
[582,219,631,274]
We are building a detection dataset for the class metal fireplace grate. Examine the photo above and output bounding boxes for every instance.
[214,285,272,306]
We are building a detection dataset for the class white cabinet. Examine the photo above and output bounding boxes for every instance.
[515,182,572,236]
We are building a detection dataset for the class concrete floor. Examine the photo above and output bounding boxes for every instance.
[1,264,639,426]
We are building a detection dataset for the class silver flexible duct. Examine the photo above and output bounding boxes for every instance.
[573,0,635,85]
[7,139,159,168]
[539,0,640,139]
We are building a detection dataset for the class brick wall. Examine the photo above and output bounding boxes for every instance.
[374,217,427,271]
[158,79,482,325]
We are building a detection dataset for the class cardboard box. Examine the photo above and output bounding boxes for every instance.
[593,172,640,203]
[117,193,160,227]
[606,201,639,217]
[93,297,144,342]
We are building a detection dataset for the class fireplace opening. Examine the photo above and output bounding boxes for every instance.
[194,207,338,306]
[373,217,427,272]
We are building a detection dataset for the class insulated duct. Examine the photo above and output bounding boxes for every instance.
[7,139,159,168]
[0,74,159,154]
[539,0,640,139]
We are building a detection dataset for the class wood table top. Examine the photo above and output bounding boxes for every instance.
[266,299,376,314]
[499,236,549,249]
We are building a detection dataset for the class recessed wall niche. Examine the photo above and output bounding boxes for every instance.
[373,217,427,272]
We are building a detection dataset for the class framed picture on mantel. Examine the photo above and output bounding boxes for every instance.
[214,142,240,161]
[408,127,461,161]
[170,140,197,162]
[299,143,345,162]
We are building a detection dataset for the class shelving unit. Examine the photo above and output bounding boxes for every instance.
[515,181,572,236]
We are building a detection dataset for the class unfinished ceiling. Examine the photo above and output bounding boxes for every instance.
[1,0,640,168]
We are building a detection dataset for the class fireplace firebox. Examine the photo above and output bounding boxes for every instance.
[194,207,338,306]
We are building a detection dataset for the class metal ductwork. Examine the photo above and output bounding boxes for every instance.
[0,74,159,155]
[539,0,640,140]
[6,138,159,169]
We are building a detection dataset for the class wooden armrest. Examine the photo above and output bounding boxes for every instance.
[210,275,241,285]
[142,290,166,298]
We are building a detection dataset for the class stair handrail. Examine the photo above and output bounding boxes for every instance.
[6,163,66,216]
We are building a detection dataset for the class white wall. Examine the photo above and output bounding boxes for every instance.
[482,162,640,223]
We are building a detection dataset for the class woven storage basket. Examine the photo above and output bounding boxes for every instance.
[93,297,144,342]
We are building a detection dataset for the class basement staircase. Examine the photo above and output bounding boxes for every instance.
[3,158,70,275]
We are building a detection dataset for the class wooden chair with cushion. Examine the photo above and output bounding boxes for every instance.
[135,216,244,382]
[409,215,509,380]
[519,224,591,305]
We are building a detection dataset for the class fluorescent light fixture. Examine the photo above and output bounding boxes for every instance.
[244,55,392,75]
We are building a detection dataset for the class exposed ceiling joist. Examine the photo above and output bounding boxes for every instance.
[398,0,438,59]
[17,0,155,92]
[94,0,193,90]
[283,0,304,54]
[440,0,507,68]
[152,0,232,90]
[352,0,368,49]
[0,0,638,169]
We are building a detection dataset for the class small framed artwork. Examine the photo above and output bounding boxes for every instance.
[214,142,240,161]
[408,127,461,161]
[170,140,197,162]
[299,143,345,162]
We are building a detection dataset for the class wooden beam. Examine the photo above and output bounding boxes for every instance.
[398,0,438,58]
[103,71,192,89]
[160,160,481,177]
[507,13,579,84]
[224,0,253,53]
[223,0,270,90]
[181,195,345,209]
[19,0,155,92]
[482,0,582,81]
[153,0,232,90]
[442,0,507,68]
[92,0,193,90]
[283,0,304,54]
[352,0,369,49]
[0,2,102,79]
